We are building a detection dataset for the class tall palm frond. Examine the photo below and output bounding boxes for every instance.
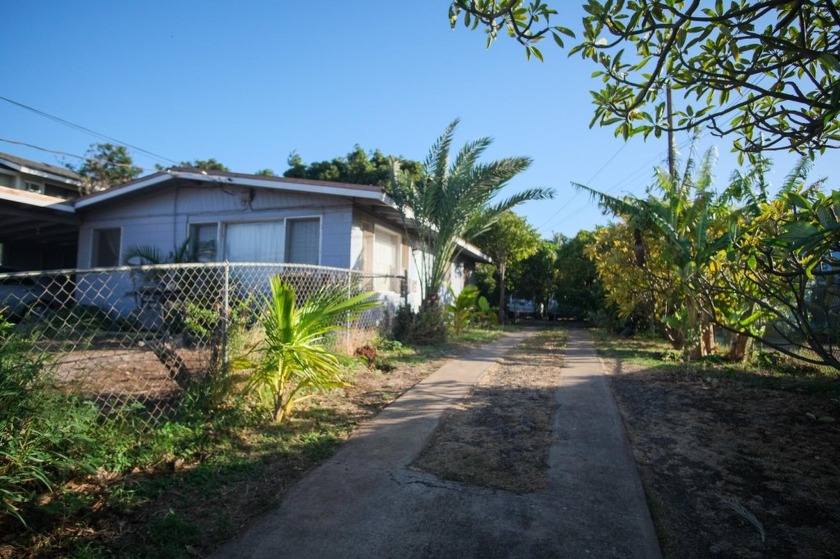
[390,119,554,304]
[124,238,193,265]
[777,156,814,198]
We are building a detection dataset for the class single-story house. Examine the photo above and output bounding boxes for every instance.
[0,161,488,315]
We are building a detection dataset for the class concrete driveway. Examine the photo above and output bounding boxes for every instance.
[212,328,661,559]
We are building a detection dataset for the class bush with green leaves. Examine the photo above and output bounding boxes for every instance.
[0,317,97,525]
[446,285,479,336]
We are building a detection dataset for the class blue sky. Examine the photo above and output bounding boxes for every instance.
[1,1,837,238]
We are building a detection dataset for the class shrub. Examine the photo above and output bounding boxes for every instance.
[390,303,415,342]
[446,285,479,336]
[409,304,447,345]
[236,277,378,423]
[0,317,97,525]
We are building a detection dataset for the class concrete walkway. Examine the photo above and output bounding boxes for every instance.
[212,328,661,559]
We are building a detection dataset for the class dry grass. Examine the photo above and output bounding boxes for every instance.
[412,329,567,493]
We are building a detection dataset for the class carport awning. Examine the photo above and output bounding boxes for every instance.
[0,186,79,247]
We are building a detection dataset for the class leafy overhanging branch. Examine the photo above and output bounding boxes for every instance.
[450,0,840,158]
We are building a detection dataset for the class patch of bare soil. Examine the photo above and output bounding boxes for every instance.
[604,357,840,559]
[411,329,566,493]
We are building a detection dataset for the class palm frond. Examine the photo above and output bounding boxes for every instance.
[425,119,459,191]
[572,182,642,219]
[778,156,813,198]
[695,147,718,194]
[123,245,164,265]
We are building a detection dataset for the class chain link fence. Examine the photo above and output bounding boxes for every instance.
[0,263,406,426]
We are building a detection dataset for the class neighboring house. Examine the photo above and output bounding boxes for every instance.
[0,152,82,199]
[0,152,82,270]
[71,168,488,311]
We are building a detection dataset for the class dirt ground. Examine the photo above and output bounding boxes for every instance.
[7,326,840,558]
[412,329,566,492]
[602,352,840,558]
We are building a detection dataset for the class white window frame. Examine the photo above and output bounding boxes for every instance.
[24,180,45,194]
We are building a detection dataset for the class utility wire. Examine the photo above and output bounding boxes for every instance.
[0,137,162,173]
[0,95,178,165]
[540,133,698,234]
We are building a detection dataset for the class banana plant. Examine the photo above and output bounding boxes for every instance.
[575,145,728,358]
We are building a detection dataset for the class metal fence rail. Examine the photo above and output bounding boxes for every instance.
[0,263,405,426]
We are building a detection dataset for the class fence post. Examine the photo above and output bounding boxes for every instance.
[344,270,353,352]
[221,261,230,369]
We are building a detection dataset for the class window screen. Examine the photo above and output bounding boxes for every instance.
[225,221,284,262]
[285,218,320,265]
[92,228,121,267]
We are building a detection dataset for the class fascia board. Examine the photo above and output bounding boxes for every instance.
[0,187,75,213]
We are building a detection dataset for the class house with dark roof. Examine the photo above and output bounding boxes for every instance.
[71,167,487,309]
[0,152,82,199]
[0,152,82,269]
[0,158,487,311]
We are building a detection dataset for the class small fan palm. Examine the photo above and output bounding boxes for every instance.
[241,276,378,423]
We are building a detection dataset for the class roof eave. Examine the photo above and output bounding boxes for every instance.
[74,170,394,209]
[0,185,75,213]
[0,157,82,186]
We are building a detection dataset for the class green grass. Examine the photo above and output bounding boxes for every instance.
[591,328,840,396]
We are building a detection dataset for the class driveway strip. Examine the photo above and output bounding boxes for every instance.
[212,327,661,559]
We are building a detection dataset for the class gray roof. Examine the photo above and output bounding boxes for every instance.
[0,151,82,183]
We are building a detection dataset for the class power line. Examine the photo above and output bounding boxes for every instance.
[0,94,178,165]
[0,137,85,161]
[540,133,700,234]
[541,75,767,235]
[0,137,161,173]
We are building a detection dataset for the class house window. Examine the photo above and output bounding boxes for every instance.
[0,173,14,189]
[190,223,218,262]
[24,181,44,194]
[285,218,320,265]
[92,228,121,267]
[224,221,284,262]
[373,226,401,292]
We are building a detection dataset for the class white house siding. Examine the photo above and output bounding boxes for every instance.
[75,182,355,316]
[77,183,354,268]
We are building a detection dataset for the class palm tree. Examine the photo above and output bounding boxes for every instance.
[390,119,554,310]
[240,276,378,423]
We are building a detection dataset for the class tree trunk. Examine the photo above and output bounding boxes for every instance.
[664,326,685,350]
[687,298,707,359]
[726,333,752,362]
[497,261,507,325]
[703,322,716,354]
